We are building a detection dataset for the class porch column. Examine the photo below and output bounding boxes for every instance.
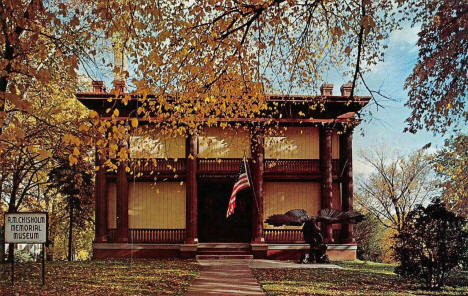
[251,126,265,243]
[95,152,108,242]
[320,126,334,243]
[340,129,355,243]
[185,133,198,244]
[116,161,129,242]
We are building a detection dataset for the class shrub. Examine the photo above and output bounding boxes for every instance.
[14,249,34,263]
[354,213,385,262]
[394,199,468,289]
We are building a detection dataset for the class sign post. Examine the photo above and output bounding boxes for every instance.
[4,212,48,286]
[42,242,46,285]
[11,244,14,285]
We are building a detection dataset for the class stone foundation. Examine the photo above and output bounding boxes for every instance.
[93,243,357,261]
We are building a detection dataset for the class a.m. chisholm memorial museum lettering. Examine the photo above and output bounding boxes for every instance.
[5,213,48,244]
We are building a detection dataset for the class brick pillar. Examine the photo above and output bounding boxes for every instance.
[116,161,129,242]
[251,127,265,244]
[95,152,108,243]
[320,126,334,243]
[340,130,355,243]
[185,133,198,244]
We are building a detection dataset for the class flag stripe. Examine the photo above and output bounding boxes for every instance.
[226,163,251,218]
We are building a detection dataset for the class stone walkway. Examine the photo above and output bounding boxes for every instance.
[184,259,266,296]
[184,259,343,295]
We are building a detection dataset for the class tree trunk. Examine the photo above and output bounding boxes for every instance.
[68,202,73,262]
[0,238,4,264]
[6,186,18,263]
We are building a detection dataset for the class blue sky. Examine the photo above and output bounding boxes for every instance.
[342,24,447,175]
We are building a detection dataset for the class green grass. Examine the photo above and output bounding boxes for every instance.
[252,260,468,296]
[0,259,200,295]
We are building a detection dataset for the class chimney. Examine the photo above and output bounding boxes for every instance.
[340,83,353,97]
[320,83,334,96]
[92,80,105,93]
[113,39,128,93]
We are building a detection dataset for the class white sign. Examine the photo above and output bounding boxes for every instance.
[5,213,48,243]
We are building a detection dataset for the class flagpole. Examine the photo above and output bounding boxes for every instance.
[244,150,259,215]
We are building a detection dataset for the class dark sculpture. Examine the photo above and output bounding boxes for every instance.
[265,208,364,264]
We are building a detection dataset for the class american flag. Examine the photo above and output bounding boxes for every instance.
[226,159,251,218]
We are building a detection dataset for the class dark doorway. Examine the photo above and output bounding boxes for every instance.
[198,181,252,242]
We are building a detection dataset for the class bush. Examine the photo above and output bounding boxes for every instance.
[14,249,34,263]
[354,213,385,262]
[394,199,468,289]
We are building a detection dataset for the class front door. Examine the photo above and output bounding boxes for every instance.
[198,181,252,242]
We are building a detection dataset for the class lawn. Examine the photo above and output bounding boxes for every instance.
[252,260,468,296]
[0,259,200,295]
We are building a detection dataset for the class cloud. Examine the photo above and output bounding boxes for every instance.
[353,158,375,177]
[390,25,420,52]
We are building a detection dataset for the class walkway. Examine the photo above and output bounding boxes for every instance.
[184,258,342,295]
[184,259,266,296]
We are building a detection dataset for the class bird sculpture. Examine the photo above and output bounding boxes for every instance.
[265,208,364,264]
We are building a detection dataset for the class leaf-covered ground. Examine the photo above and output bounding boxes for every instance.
[0,259,199,295]
[252,260,468,296]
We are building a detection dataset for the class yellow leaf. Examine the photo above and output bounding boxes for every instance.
[131,118,138,128]
[79,124,89,132]
[89,110,98,118]
[38,150,51,160]
[69,154,78,166]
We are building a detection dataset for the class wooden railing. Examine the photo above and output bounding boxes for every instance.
[126,158,341,178]
[265,159,340,175]
[198,158,242,174]
[264,229,305,243]
[108,228,342,244]
[129,229,185,243]
[129,159,186,176]
[264,159,320,174]
[264,229,344,243]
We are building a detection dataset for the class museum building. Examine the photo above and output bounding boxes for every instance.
[76,78,369,260]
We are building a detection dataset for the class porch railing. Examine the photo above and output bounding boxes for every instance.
[107,228,342,244]
[198,158,242,174]
[127,158,340,177]
[129,229,185,243]
[106,229,185,243]
[264,159,320,174]
[264,229,305,243]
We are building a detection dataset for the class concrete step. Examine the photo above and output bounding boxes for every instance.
[196,254,254,260]
[198,250,251,255]
[198,248,250,252]
[197,243,250,249]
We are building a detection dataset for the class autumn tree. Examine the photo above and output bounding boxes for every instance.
[356,146,437,233]
[48,155,94,261]
[0,37,93,259]
[404,0,468,134]
[433,134,468,216]
[0,0,97,124]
